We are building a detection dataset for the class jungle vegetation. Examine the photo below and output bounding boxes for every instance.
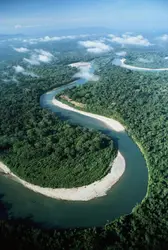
[0,60,116,188]
[57,59,168,249]
[0,50,168,249]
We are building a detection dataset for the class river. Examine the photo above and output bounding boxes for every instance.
[113,58,168,71]
[0,63,148,228]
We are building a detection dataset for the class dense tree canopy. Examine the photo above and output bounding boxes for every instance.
[58,59,168,248]
[0,61,116,188]
[1,47,168,249]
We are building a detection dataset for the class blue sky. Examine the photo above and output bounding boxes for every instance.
[1,0,168,34]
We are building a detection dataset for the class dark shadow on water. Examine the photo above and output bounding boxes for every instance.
[8,215,48,229]
[0,193,12,219]
[0,195,49,229]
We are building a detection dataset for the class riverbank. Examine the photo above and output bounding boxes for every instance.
[120,58,168,71]
[60,95,85,108]
[52,98,125,132]
[0,151,125,201]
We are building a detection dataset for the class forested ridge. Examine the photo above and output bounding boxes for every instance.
[0,56,168,249]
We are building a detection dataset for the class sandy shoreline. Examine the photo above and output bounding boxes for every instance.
[52,98,125,132]
[0,98,126,201]
[60,95,85,108]
[0,151,125,201]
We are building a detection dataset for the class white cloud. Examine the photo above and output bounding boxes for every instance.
[38,35,76,42]
[165,57,168,60]
[24,55,40,65]
[70,63,99,81]
[24,49,54,65]
[115,51,127,57]
[15,24,41,29]
[87,47,106,53]
[2,76,19,84]
[157,34,168,42]
[23,34,90,44]
[34,49,53,62]
[12,76,19,83]
[25,72,38,78]
[108,34,151,46]
[13,65,38,77]
[23,39,37,45]
[124,32,133,36]
[74,68,99,81]
[13,47,29,53]
[38,54,51,63]
[79,40,112,53]
[15,25,22,29]
[13,65,25,73]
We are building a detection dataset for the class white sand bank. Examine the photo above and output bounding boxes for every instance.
[52,98,125,132]
[0,152,125,201]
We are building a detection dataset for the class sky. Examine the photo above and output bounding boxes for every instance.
[1,0,168,35]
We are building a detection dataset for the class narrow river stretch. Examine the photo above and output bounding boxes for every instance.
[0,64,148,229]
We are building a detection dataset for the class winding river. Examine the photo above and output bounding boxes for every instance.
[113,58,168,71]
[0,64,148,228]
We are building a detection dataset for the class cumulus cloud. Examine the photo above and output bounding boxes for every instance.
[108,34,151,46]
[13,47,29,53]
[70,63,99,81]
[34,49,53,62]
[15,24,41,29]
[39,35,76,42]
[14,25,22,29]
[13,65,38,77]
[74,68,99,81]
[2,79,11,83]
[23,34,90,44]
[24,49,54,65]
[79,40,112,53]
[124,32,133,35]
[24,55,40,65]
[157,34,168,42]
[24,36,69,44]
[2,76,19,84]
[23,39,37,45]
[12,76,19,83]
[13,65,25,73]
[115,51,127,57]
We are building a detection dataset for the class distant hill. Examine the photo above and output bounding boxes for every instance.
[28,27,119,37]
